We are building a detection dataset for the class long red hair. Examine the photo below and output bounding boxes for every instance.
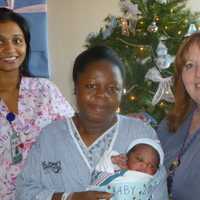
[167,32,200,132]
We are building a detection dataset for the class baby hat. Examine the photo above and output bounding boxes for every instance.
[127,138,164,166]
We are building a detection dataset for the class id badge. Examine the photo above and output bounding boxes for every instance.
[10,132,23,164]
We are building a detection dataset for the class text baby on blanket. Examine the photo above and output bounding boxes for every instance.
[89,138,164,200]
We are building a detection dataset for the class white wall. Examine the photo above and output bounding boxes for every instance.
[48,0,120,105]
[48,0,200,105]
[187,0,200,11]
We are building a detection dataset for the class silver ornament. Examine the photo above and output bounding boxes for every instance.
[156,55,174,69]
[156,41,167,56]
[147,21,158,33]
[185,24,197,37]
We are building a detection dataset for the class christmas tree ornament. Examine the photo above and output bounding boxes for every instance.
[101,16,117,39]
[156,41,167,56]
[156,41,174,69]
[147,21,158,33]
[128,18,137,35]
[106,15,117,29]
[145,67,175,105]
[156,55,174,69]
[155,16,160,22]
[102,27,113,39]
[85,32,96,43]
[86,0,199,122]
[119,0,141,18]
[121,17,130,36]
[185,24,197,37]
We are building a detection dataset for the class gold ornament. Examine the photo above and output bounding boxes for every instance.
[121,17,129,36]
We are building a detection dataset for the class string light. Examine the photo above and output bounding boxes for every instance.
[165,91,169,95]
[121,17,129,36]
[178,30,182,35]
[140,47,144,51]
[121,18,128,26]
[164,26,168,30]
[155,16,160,22]
[160,102,165,107]
[130,96,136,101]
[140,21,144,25]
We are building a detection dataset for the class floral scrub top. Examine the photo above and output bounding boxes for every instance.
[0,77,74,200]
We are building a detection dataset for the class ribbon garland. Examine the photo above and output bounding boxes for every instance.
[2,0,47,13]
[145,67,175,105]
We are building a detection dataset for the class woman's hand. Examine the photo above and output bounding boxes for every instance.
[111,154,128,169]
[71,191,112,200]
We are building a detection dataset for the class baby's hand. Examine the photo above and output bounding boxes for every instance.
[111,154,128,169]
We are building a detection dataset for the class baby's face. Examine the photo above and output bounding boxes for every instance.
[127,144,159,175]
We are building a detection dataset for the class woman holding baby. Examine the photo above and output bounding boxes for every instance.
[16,45,168,200]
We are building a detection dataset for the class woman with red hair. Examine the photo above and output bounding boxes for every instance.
[157,32,200,200]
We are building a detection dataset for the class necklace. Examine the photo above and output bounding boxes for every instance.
[6,112,23,164]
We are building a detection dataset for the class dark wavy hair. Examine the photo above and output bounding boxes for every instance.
[167,32,200,132]
[0,7,32,76]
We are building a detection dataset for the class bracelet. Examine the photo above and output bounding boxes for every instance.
[61,192,74,200]
[67,193,74,200]
[61,193,69,200]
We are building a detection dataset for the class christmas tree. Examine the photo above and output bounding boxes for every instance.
[86,0,200,123]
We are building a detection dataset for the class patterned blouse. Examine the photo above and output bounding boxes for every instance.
[0,77,74,200]
[70,117,117,170]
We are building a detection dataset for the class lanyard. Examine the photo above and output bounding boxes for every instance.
[167,110,200,197]
[6,112,23,165]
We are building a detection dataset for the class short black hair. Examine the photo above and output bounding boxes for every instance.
[0,7,32,76]
[72,45,125,83]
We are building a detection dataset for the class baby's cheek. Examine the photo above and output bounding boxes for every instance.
[127,162,139,171]
[147,167,157,175]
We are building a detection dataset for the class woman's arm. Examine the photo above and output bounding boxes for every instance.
[15,123,112,200]
[16,140,56,200]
